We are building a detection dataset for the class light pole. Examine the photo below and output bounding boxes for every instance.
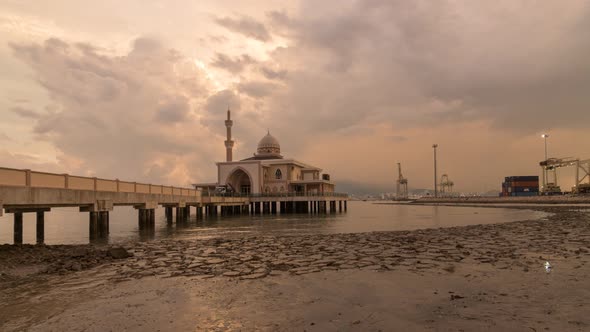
[433,144,438,198]
[541,134,549,161]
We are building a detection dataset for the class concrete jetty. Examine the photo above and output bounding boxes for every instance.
[0,167,348,244]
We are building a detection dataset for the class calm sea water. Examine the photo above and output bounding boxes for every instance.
[0,201,548,245]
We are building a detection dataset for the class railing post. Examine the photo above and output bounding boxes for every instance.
[116,179,120,192]
[63,174,69,189]
[25,169,31,186]
[93,177,97,191]
[149,184,152,194]
[134,182,137,193]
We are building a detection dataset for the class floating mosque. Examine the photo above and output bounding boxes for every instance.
[196,109,337,195]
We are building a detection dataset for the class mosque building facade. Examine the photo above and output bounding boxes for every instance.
[198,109,336,195]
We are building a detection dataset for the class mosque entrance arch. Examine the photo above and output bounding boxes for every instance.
[226,167,252,195]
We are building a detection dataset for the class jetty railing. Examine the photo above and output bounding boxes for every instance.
[0,167,200,197]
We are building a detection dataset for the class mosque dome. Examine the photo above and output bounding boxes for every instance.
[257,132,281,156]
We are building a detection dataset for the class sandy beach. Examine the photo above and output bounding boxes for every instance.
[1,207,589,331]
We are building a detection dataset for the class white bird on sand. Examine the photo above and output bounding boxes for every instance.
[544,261,552,273]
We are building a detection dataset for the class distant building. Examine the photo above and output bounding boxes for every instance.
[195,109,336,195]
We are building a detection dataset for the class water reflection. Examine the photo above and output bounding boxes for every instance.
[433,205,440,228]
[0,201,548,245]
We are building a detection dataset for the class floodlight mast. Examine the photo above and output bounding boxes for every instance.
[432,144,438,198]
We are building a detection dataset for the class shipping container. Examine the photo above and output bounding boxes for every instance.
[512,186,539,193]
[509,181,539,187]
[505,176,539,182]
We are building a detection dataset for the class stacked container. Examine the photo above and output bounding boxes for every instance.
[501,176,539,197]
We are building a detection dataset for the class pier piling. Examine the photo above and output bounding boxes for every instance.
[36,211,45,244]
[97,211,109,238]
[255,202,261,214]
[165,207,173,223]
[13,212,23,245]
[89,212,99,241]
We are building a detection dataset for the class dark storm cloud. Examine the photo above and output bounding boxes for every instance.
[130,37,163,54]
[10,37,219,185]
[260,66,287,80]
[11,38,130,105]
[237,81,277,99]
[210,53,256,74]
[208,35,229,44]
[0,132,11,141]
[155,97,191,123]
[215,15,272,42]
[203,89,241,114]
[11,106,40,118]
[258,0,590,136]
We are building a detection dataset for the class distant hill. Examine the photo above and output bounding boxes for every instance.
[337,181,438,197]
[336,181,391,196]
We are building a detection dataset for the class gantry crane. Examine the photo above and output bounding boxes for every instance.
[396,163,408,199]
[440,174,454,196]
[540,157,590,194]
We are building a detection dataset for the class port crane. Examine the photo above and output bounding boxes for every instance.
[439,174,454,196]
[540,157,590,194]
[396,163,408,199]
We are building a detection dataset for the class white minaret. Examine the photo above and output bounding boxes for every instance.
[224,108,234,162]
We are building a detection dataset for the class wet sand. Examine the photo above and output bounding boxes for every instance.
[1,208,589,331]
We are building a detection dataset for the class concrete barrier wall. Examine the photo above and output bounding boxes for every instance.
[31,172,65,189]
[119,181,135,193]
[151,185,162,194]
[0,168,26,186]
[0,167,199,198]
[96,179,117,192]
[136,183,150,194]
[69,176,94,190]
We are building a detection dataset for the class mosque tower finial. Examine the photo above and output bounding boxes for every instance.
[224,107,234,162]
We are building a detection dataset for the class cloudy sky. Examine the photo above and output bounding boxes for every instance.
[1,0,589,193]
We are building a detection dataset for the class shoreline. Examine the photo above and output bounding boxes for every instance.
[400,196,590,205]
[378,201,590,210]
[1,207,589,330]
[0,206,579,283]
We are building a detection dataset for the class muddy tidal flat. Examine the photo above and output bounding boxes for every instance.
[1,208,589,331]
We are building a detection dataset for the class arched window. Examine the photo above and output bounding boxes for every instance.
[275,169,282,180]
